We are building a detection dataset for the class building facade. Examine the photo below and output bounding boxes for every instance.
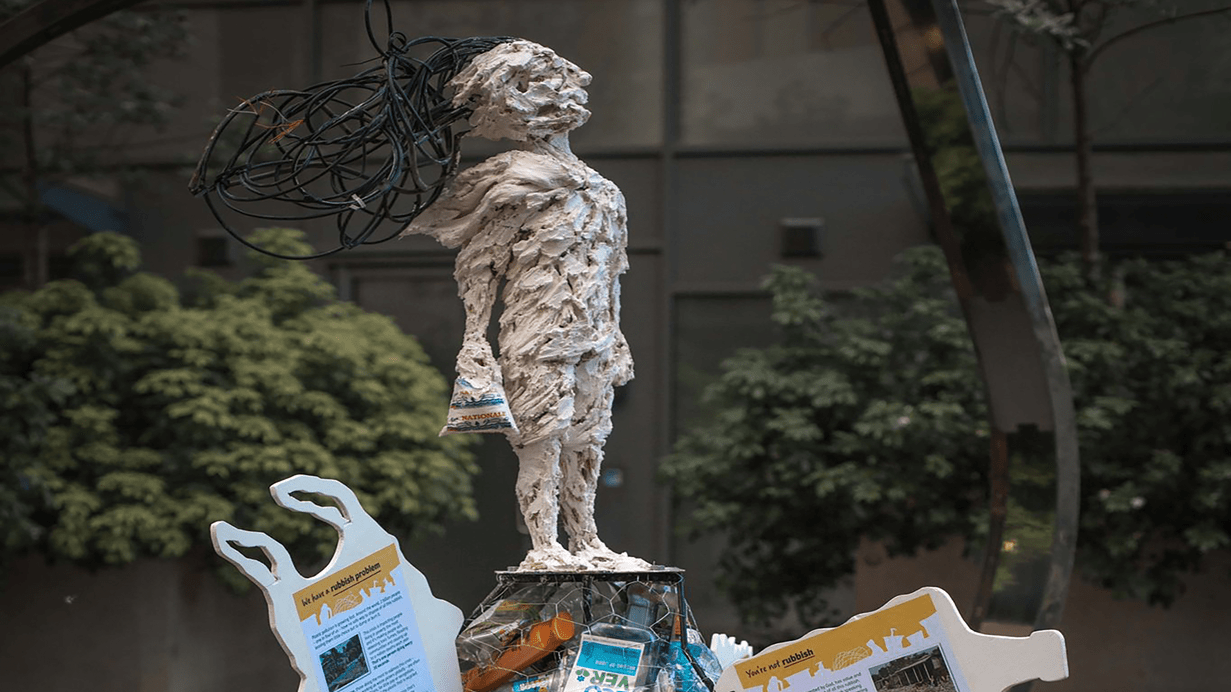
[1,1,1229,691]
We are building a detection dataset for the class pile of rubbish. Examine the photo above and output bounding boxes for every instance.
[457,571,725,692]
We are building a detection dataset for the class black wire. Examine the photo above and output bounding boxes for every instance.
[189,0,512,260]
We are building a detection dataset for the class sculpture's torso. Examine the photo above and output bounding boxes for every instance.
[495,153,629,365]
[413,148,633,446]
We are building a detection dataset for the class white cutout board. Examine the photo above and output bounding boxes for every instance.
[715,587,1067,692]
[211,475,464,692]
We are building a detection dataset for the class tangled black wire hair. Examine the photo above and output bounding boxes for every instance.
[189,0,512,259]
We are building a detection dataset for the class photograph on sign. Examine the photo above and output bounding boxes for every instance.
[321,635,370,692]
[868,645,956,692]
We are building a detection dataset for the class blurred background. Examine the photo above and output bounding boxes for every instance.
[1,1,1228,691]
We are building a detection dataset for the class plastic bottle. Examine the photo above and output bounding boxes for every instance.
[684,626,723,686]
[463,612,577,692]
[664,616,709,692]
[583,589,663,691]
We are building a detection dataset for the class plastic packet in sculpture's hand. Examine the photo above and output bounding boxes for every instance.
[441,377,519,436]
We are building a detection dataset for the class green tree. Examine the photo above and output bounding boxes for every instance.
[664,247,1231,628]
[0,229,476,587]
[984,0,1231,280]
[1045,250,1231,604]
[663,248,989,628]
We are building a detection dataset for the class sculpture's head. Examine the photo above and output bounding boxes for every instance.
[451,39,592,142]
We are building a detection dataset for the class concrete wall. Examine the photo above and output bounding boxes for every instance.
[0,554,296,692]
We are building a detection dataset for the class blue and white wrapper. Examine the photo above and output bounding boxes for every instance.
[440,377,519,436]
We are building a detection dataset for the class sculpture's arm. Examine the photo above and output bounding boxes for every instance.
[408,152,570,386]
[400,158,511,248]
[453,232,509,385]
[448,196,541,386]
[401,155,552,249]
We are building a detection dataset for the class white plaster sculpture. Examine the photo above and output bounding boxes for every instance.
[401,40,649,573]
[211,475,464,692]
[714,586,1067,692]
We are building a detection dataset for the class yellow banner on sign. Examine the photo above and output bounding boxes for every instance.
[733,594,938,691]
[293,543,400,623]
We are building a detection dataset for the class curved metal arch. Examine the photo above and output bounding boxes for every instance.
[868,0,1080,635]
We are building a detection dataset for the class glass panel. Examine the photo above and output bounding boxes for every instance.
[958,0,1231,145]
[682,0,907,147]
[219,6,309,101]
[673,292,859,631]
[675,155,931,288]
[320,0,664,149]
[351,268,527,606]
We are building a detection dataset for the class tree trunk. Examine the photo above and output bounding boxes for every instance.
[1069,53,1099,283]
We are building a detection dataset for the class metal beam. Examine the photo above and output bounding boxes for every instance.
[0,0,146,67]
[868,0,1080,637]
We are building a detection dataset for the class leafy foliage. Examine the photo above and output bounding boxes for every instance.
[0,230,475,588]
[1047,251,1231,604]
[662,248,989,627]
[664,246,1231,627]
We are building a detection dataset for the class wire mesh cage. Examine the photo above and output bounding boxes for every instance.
[458,571,722,692]
[189,0,512,260]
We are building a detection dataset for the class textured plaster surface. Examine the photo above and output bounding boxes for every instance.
[402,40,650,572]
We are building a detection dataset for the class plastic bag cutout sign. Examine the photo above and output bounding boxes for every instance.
[714,587,1067,692]
[211,474,464,692]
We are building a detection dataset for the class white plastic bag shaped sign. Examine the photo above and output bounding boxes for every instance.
[714,587,1067,692]
[211,475,464,692]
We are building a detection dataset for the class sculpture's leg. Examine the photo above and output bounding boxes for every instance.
[514,436,589,571]
[560,442,603,553]
[561,443,652,571]
[561,372,652,571]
